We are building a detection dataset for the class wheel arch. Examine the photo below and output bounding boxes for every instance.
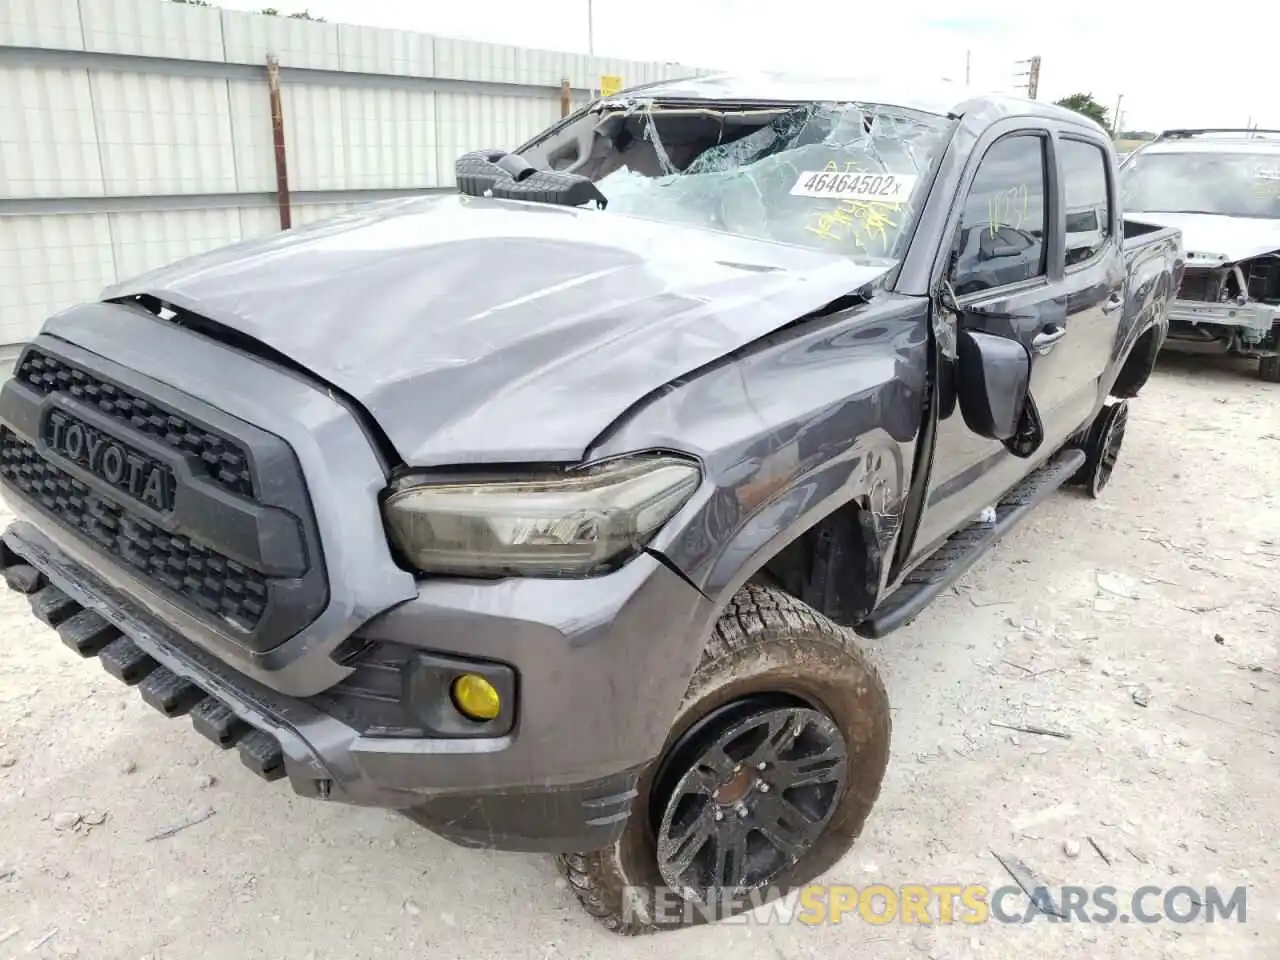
[662,435,910,630]
[1111,323,1162,398]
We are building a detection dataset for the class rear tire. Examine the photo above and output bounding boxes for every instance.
[1258,355,1280,383]
[1070,399,1129,498]
[556,583,891,934]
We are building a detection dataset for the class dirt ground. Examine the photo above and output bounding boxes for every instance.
[0,352,1277,960]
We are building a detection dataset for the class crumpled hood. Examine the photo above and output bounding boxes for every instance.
[104,194,891,466]
[1127,211,1280,263]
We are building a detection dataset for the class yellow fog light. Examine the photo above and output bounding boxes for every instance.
[451,673,502,721]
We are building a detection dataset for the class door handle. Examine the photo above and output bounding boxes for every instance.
[1102,292,1124,314]
[1031,325,1067,354]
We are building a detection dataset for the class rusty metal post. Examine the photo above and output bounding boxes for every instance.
[266,55,292,230]
[559,77,571,118]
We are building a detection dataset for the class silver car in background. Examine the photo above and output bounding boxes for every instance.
[1119,129,1280,380]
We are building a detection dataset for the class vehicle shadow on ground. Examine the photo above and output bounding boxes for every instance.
[1152,349,1262,385]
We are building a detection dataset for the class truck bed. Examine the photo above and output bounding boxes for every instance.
[1122,217,1185,324]
[1123,216,1180,244]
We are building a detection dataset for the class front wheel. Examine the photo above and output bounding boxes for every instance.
[557,584,891,934]
[1258,355,1280,383]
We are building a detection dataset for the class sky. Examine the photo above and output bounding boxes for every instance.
[217,0,1280,133]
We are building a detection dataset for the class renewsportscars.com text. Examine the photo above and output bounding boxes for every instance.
[623,883,1249,927]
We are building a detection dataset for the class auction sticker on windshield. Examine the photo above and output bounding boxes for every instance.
[791,171,919,203]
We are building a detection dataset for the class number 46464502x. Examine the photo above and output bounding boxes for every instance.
[790,171,918,203]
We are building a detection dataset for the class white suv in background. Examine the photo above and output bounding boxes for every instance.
[1120,129,1280,380]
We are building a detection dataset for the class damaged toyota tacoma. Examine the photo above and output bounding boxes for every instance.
[1120,128,1280,380]
[0,73,1182,933]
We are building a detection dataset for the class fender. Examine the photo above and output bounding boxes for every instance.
[1104,235,1180,401]
[696,432,906,616]
[588,294,931,622]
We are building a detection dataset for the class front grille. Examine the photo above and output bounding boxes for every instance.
[15,350,253,498]
[0,339,330,651]
[0,428,267,630]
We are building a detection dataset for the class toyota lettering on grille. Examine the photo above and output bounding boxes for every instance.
[44,410,175,512]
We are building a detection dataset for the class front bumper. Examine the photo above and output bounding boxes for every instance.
[1166,298,1277,335]
[0,306,716,853]
[2,514,711,853]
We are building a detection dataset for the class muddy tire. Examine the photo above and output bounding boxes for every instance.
[1258,355,1280,383]
[556,583,891,935]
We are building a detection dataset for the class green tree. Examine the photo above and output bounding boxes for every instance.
[1054,93,1111,131]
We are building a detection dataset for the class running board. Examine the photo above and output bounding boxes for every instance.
[857,448,1086,638]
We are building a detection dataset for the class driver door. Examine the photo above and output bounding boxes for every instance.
[908,126,1089,559]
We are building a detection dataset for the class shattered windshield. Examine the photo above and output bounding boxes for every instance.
[524,100,954,260]
[1121,151,1280,219]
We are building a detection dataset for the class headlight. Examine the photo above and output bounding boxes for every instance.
[382,455,701,577]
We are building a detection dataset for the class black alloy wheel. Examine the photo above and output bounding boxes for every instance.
[652,700,849,899]
[1088,400,1129,497]
[555,584,891,935]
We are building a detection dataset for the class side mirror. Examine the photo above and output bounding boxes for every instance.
[955,329,1029,441]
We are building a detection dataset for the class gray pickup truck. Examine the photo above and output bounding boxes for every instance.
[0,73,1181,933]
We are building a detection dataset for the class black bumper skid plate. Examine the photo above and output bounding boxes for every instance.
[99,636,158,685]
[3,563,45,594]
[238,729,285,781]
[4,545,297,786]
[139,665,207,718]
[190,696,249,749]
[57,608,122,657]
[31,584,78,627]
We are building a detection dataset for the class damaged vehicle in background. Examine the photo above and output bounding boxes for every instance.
[1120,128,1280,380]
[0,72,1182,935]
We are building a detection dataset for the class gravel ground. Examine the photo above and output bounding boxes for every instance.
[0,353,1277,960]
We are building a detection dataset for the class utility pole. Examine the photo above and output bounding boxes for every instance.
[1015,55,1041,99]
[965,49,971,88]
[587,0,594,55]
[1112,93,1124,136]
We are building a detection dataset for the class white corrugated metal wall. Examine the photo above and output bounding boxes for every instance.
[0,0,705,358]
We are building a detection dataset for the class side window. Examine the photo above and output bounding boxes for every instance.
[1059,139,1113,266]
[950,135,1048,294]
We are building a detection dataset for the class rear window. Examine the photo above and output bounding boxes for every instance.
[521,100,955,260]
[1059,139,1112,265]
[1121,150,1280,219]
